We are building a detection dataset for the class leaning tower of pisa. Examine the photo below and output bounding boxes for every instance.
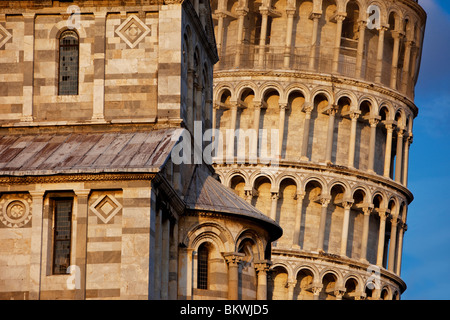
[209,0,426,299]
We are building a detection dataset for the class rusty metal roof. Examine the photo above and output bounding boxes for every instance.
[185,166,282,240]
[0,128,183,176]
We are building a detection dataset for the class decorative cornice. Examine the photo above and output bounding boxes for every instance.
[0,172,156,185]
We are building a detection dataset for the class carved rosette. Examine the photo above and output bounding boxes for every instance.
[0,193,32,228]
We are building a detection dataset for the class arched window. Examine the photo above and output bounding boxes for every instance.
[197,243,209,289]
[58,30,79,95]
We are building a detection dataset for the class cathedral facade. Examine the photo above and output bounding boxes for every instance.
[0,0,282,300]
[210,0,426,299]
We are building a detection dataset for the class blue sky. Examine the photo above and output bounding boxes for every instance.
[400,0,450,300]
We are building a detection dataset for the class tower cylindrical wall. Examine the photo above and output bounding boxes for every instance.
[210,0,426,300]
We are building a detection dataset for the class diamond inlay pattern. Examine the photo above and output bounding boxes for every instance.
[90,194,122,224]
[115,15,150,48]
[0,24,12,49]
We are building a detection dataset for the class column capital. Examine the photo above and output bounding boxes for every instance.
[362,205,374,216]
[286,8,296,17]
[349,110,361,120]
[223,252,245,267]
[28,190,46,198]
[334,288,346,299]
[74,189,91,197]
[343,200,353,210]
[215,11,228,19]
[279,103,288,110]
[369,117,381,127]
[391,30,405,40]
[396,126,405,137]
[244,190,254,202]
[253,102,263,110]
[254,260,272,274]
[294,192,305,201]
[302,102,314,113]
[377,25,389,32]
[357,19,368,28]
[259,6,270,16]
[377,209,389,220]
[235,7,249,16]
[271,192,279,201]
[312,285,323,296]
[330,12,347,23]
[390,215,399,226]
[402,223,408,232]
[308,11,322,20]
[383,120,395,131]
[320,195,331,207]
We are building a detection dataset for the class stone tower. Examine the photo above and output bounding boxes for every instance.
[210,0,426,299]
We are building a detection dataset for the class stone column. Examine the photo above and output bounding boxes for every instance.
[395,223,407,276]
[376,210,388,267]
[340,201,353,257]
[388,215,398,272]
[308,12,322,70]
[395,127,405,183]
[360,206,373,263]
[390,31,404,89]
[161,218,170,300]
[347,111,360,168]
[234,8,248,68]
[409,44,420,88]
[92,12,107,121]
[278,103,287,158]
[355,20,367,78]
[368,117,380,173]
[215,12,227,57]
[270,192,279,221]
[154,208,162,299]
[332,13,347,74]
[168,222,178,300]
[28,191,46,300]
[283,9,296,68]
[287,281,297,300]
[250,103,262,161]
[402,134,412,186]
[317,197,331,252]
[312,285,322,300]
[223,252,244,300]
[383,122,394,178]
[293,192,305,248]
[258,7,270,68]
[300,103,313,161]
[227,104,238,161]
[324,106,337,164]
[74,189,90,300]
[177,247,194,299]
[334,289,345,300]
[212,103,218,143]
[255,260,271,300]
[21,13,35,122]
[375,26,388,84]
[401,41,414,93]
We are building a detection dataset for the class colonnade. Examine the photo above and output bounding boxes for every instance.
[213,90,413,187]
[211,0,424,97]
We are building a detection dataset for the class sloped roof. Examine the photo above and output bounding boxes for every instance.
[0,128,183,176]
[185,166,282,240]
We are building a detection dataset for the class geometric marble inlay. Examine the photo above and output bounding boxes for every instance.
[0,194,32,228]
[115,15,150,49]
[0,24,12,49]
[89,194,122,224]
